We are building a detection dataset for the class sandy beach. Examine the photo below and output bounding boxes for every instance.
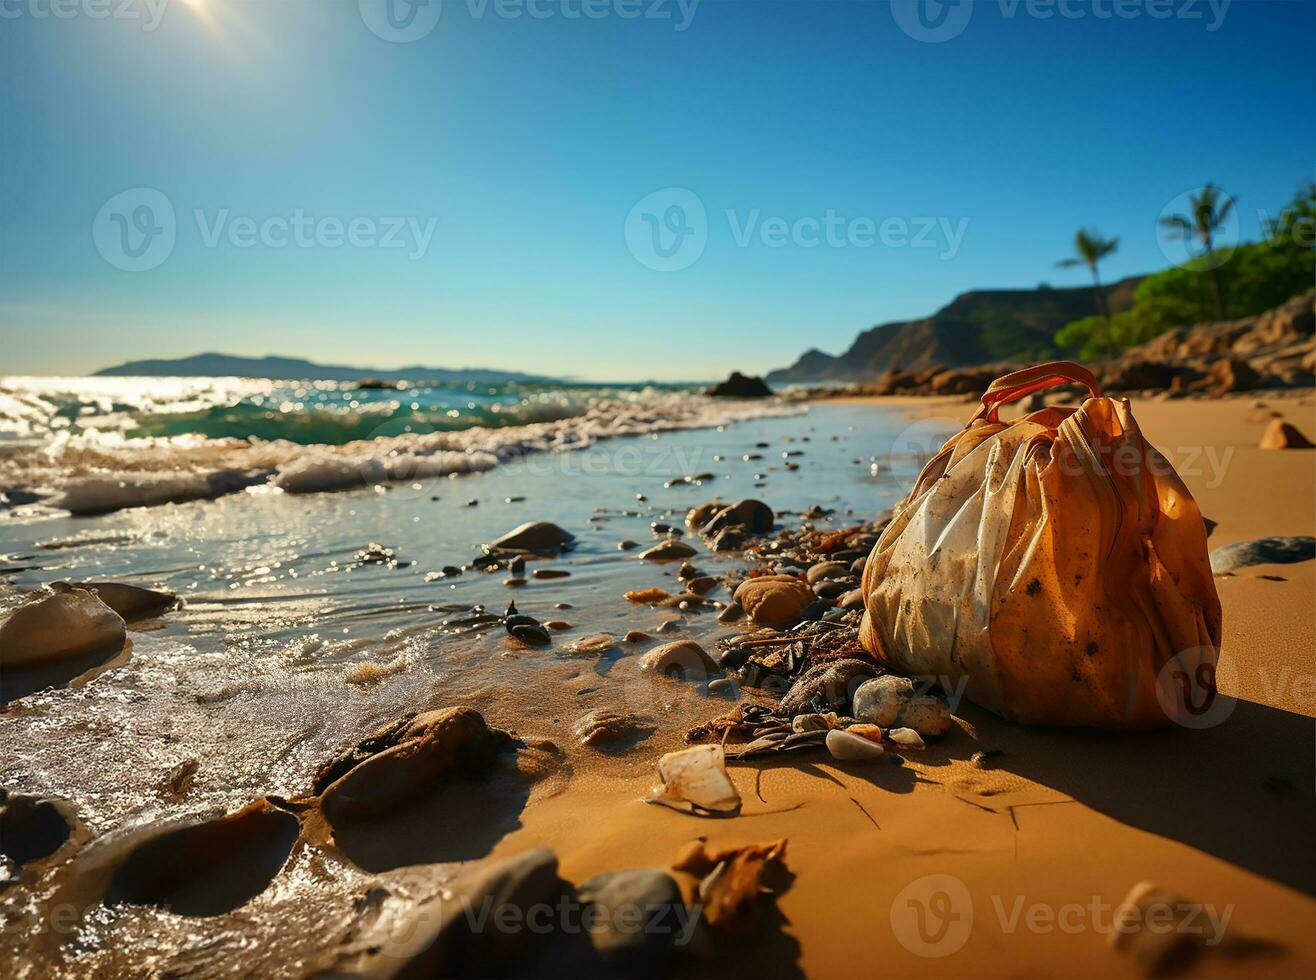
[6,387,1311,978]
[465,392,1316,979]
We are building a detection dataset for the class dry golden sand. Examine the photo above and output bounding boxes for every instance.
[483,392,1316,979]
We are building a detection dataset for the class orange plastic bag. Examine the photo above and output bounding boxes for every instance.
[859,362,1222,730]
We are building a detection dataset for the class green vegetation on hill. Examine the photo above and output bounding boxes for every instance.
[1056,182,1315,360]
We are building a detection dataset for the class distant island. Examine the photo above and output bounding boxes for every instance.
[93,352,560,385]
[767,276,1143,383]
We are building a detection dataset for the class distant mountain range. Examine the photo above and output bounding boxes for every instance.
[766,276,1143,383]
[93,353,558,384]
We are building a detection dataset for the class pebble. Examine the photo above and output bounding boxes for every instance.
[654,620,680,635]
[617,540,639,551]
[839,588,866,610]
[554,602,573,609]
[510,624,551,646]
[509,556,526,576]
[638,640,719,682]
[544,620,572,631]
[732,575,816,626]
[781,659,879,716]
[806,561,850,584]
[716,601,743,623]
[532,568,570,579]
[686,576,718,596]
[826,729,885,761]
[886,727,925,749]
[564,633,619,657]
[813,580,852,600]
[491,521,575,552]
[576,869,684,963]
[799,600,828,622]
[640,540,697,561]
[503,577,528,587]
[852,676,952,736]
[707,677,739,697]
[1209,535,1316,573]
[623,630,652,643]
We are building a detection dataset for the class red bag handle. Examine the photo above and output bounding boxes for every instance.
[971,361,1101,423]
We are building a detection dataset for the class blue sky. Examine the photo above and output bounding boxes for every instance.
[1,0,1313,380]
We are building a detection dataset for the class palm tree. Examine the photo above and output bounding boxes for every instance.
[1057,228,1119,357]
[1159,184,1234,320]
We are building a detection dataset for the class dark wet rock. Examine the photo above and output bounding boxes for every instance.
[315,707,515,820]
[623,630,651,643]
[51,581,178,621]
[503,577,528,588]
[102,800,299,917]
[654,620,680,635]
[572,708,654,747]
[0,587,125,671]
[511,623,552,645]
[708,527,748,552]
[813,579,853,601]
[780,658,880,716]
[716,601,743,624]
[640,540,697,561]
[839,588,866,611]
[706,372,773,398]
[544,620,572,631]
[799,600,828,622]
[1210,536,1316,573]
[849,555,868,576]
[492,521,575,553]
[638,641,719,682]
[510,556,526,576]
[504,614,541,632]
[532,568,571,579]
[704,499,774,536]
[576,869,685,966]
[617,539,639,551]
[685,502,723,529]
[686,576,718,596]
[334,849,567,978]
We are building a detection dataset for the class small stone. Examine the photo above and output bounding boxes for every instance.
[564,633,618,657]
[716,601,743,623]
[686,576,718,596]
[1260,419,1315,449]
[654,620,680,635]
[532,568,570,579]
[509,556,526,576]
[826,729,885,761]
[799,600,827,622]
[678,562,700,580]
[840,588,866,610]
[618,540,639,551]
[491,521,574,552]
[623,630,652,643]
[851,675,912,727]
[640,540,697,561]
[707,677,738,697]
[703,499,774,536]
[806,561,849,584]
[850,555,868,576]
[685,502,723,528]
[1209,536,1316,573]
[544,621,572,631]
[510,624,551,646]
[638,640,718,682]
[813,580,852,600]
[503,577,528,587]
[732,575,816,627]
[575,868,684,963]
[886,727,925,749]
[554,602,573,609]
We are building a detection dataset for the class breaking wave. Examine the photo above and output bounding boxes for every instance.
[0,377,796,515]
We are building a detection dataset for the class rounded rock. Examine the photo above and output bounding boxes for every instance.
[732,575,815,627]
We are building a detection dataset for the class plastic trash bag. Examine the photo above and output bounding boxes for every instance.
[859,362,1222,730]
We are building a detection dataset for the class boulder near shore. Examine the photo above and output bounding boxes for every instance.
[706,371,773,398]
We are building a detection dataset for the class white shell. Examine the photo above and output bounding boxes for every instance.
[647,744,741,815]
[886,727,926,749]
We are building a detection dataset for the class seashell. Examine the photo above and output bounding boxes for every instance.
[886,727,925,749]
[646,745,741,816]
